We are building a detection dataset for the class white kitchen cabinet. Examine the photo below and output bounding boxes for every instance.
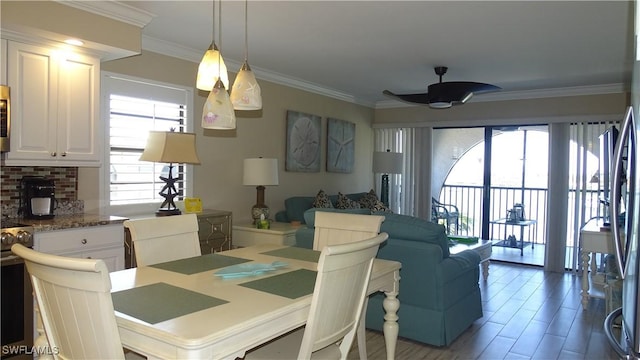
[35,224,125,272]
[3,41,101,167]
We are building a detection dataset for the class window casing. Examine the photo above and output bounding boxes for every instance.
[102,73,194,215]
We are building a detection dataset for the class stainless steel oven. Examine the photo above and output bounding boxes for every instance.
[0,85,10,152]
[1,222,34,359]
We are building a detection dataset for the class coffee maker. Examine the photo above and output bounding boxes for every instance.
[20,176,56,219]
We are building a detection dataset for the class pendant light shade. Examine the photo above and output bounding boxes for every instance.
[196,42,229,90]
[196,0,229,91]
[230,0,262,110]
[202,79,236,129]
[231,62,262,110]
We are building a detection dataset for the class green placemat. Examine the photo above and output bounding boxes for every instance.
[261,247,320,263]
[112,282,228,324]
[240,269,317,299]
[151,253,251,275]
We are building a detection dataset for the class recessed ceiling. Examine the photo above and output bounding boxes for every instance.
[117,1,633,108]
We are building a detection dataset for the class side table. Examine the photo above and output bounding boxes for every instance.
[449,239,492,280]
[233,222,301,247]
[580,218,617,310]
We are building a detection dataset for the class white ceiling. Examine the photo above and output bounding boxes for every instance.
[113,1,634,108]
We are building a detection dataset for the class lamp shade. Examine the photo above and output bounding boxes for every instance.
[196,43,230,91]
[230,62,262,110]
[243,158,279,186]
[373,151,402,174]
[202,79,236,130]
[139,131,201,164]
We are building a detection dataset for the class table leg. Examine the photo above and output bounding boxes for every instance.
[520,225,524,256]
[581,250,590,310]
[381,270,400,360]
[482,260,490,280]
[382,290,399,360]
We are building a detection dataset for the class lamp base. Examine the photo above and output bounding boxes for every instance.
[251,205,270,224]
[156,208,182,217]
[380,173,390,207]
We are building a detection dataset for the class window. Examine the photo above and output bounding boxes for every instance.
[102,73,194,214]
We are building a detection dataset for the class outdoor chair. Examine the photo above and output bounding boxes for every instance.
[431,197,460,234]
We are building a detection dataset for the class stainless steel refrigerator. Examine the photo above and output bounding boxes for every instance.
[604,103,639,358]
[604,6,640,359]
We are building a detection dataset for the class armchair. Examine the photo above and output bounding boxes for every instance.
[431,197,460,234]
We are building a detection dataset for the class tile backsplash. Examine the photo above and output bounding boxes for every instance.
[0,166,83,218]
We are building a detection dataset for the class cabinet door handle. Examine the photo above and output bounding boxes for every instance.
[61,152,67,157]
[81,239,87,244]
[50,152,57,157]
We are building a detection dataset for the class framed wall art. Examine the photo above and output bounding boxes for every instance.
[285,110,321,172]
[326,118,355,173]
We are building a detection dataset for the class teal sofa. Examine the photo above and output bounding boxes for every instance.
[275,194,483,346]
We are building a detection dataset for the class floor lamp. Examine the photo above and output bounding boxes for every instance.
[373,150,403,207]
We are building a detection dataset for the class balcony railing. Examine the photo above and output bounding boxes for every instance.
[439,185,601,248]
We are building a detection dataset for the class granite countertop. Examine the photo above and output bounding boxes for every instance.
[19,214,128,232]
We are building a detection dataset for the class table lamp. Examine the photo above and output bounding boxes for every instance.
[373,149,403,206]
[243,158,279,224]
[139,130,201,216]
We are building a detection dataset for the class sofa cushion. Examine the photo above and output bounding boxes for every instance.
[303,207,371,228]
[373,212,450,257]
[312,190,334,208]
[284,197,315,223]
[335,192,361,209]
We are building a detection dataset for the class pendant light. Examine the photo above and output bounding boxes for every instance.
[196,0,229,90]
[230,0,262,110]
[201,0,236,129]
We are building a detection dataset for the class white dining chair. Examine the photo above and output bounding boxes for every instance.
[312,211,385,359]
[313,211,385,251]
[244,232,388,360]
[11,243,145,360]
[124,213,200,267]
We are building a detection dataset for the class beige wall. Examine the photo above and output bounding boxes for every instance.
[80,51,375,223]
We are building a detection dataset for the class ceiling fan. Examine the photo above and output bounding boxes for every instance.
[383,66,501,109]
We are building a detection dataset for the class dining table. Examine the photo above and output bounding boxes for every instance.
[110,244,402,360]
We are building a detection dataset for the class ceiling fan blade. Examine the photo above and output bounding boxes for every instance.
[428,82,502,106]
[383,90,431,104]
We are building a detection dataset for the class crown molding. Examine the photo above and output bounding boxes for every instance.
[54,0,155,28]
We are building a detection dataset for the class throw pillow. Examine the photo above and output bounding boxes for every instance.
[358,189,379,209]
[371,200,392,213]
[335,192,361,209]
[312,190,334,208]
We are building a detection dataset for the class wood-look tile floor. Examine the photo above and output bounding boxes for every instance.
[349,261,620,360]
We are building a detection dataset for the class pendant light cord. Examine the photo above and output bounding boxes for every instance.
[244,0,249,62]
[211,0,215,45]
